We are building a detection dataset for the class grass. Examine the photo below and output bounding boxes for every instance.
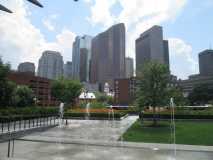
[122,120,213,146]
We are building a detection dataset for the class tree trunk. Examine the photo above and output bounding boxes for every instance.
[153,106,157,126]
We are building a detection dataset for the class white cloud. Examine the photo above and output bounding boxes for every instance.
[87,0,186,29]
[0,0,75,70]
[118,0,187,58]
[169,38,198,79]
[44,28,76,63]
[87,0,117,27]
[86,0,189,78]
[43,19,55,31]
[42,14,59,31]
[84,0,93,4]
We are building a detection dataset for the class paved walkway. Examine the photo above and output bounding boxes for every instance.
[1,116,213,160]
[23,116,138,142]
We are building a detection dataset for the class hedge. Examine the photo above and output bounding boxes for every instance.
[64,112,126,119]
[0,107,58,116]
[143,114,213,119]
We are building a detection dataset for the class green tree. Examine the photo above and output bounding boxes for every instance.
[51,78,82,106]
[95,92,114,105]
[0,58,16,107]
[12,85,34,107]
[168,87,188,106]
[136,61,170,126]
[95,92,108,103]
[188,83,213,105]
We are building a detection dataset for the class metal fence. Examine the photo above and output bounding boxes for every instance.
[0,115,58,134]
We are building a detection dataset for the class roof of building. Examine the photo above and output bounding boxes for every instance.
[79,92,96,99]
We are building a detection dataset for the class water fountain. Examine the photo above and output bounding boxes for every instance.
[85,103,90,119]
[59,102,64,127]
[108,105,115,122]
[170,98,176,158]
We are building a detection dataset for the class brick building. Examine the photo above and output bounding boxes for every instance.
[114,77,137,105]
[8,71,58,106]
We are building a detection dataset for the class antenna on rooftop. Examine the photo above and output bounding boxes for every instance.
[209,43,212,50]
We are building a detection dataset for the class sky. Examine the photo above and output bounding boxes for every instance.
[0,0,212,80]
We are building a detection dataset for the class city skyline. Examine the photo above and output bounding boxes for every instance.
[0,0,213,80]
[136,25,169,75]
[90,23,126,89]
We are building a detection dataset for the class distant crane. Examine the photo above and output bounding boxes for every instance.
[0,0,79,13]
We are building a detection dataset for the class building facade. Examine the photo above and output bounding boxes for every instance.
[179,74,213,97]
[38,51,63,80]
[125,57,134,78]
[72,35,92,82]
[199,49,213,76]
[8,71,58,106]
[179,49,213,96]
[18,62,35,75]
[64,61,72,79]
[136,25,169,75]
[114,77,137,105]
[90,23,126,90]
[79,48,88,82]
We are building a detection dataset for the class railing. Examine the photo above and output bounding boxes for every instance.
[0,115,58,135]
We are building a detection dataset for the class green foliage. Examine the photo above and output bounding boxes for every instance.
[95,92,114,105]
[123,120,213,146]
[188,83,213,105]
[51,78,82,105]
[168,87,188,106]
[143,108,213,119]
[64,112,126,119]
[118,106,140,114]
[90,101,106,109]
[0,106,58,117]
[12,85,34,107]
[79,101,106,109]
[136,61,170,109]
[0,58,16,107]
[136,61,170,126]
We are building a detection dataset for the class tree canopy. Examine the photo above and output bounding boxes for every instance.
[136,61,171,126]
[12,85,34,107]
[51,78,83,105]
[0,58,16,107]
[188,83,213,105]
[136,61,170,109]
[168,87,188,106]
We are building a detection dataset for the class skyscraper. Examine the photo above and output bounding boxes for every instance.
[38,51,63,79]
[72,35,92,82]
[64,61,72,79]
[79,48,88,82]
[18,62,35,75]
[199,49,213,76]
[90,23,126,90]
[136,25,170,75]
[125,57,134,78]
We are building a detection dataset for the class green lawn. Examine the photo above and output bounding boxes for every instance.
[122,120,213,146]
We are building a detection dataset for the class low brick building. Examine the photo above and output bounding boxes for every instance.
[114,77,137,105]
[8,71,58,106]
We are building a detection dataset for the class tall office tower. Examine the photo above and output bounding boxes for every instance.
[136,25,170,75]
[125,57,134,78]
[90,23,126,90]
[18,62,35,75]
[64,61,72,79]
[79,48,88,82]
[72,35,92,82]
[199,49,213,76]
[38,51,63,79]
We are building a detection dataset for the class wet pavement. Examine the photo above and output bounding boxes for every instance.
[0,116,213,160]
